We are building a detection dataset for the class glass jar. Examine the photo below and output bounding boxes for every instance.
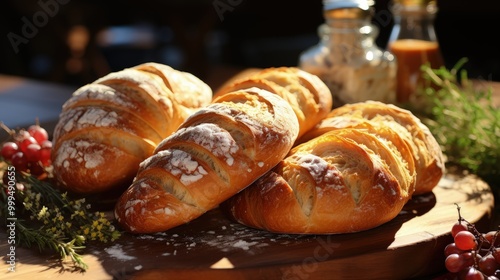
[387,0,444,103]
[299,0,396,107]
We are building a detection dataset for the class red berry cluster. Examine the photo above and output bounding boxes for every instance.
[1,124,52,177]
[444,205,500,279]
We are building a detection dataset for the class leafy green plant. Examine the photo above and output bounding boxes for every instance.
[415,58,500,187]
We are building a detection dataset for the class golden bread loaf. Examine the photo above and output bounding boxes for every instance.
[114,87,300,233]
[299,101,445,195]
[214,67,333,139]
[222,127,415,234]
[51,62,212,194]
[222,101,444,234]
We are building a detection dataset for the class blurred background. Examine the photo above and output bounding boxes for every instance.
[0,0,499,89]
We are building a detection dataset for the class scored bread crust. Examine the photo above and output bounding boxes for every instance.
[51,63,212,194]
[134,62,212,110]
[298,101,445,195]
[222,101,445,234]
[114,87,300,234]
[214,67,333,139]
[222,128,415,234]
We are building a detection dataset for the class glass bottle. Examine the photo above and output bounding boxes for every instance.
[387,0,444,103]
[299,0,396,107]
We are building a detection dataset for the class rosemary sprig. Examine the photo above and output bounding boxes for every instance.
[415,58,500,186]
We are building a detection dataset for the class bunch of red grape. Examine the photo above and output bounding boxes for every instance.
[444,205,500,279]
[1,124,52,177]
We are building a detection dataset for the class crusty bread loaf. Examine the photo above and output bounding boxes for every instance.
[222,127,416,234]
[214,67,333,139]
[134,62,212,111]
[114,87,300,233]
[51,62,212,194]
[222,101,445,234]
[299,101,445,195]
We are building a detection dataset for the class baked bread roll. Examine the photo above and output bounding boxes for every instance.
[214,67,332,139]
[114,87,300,233]
[51,62,212,194]
[299,101,445,195]
[222,127,416,234]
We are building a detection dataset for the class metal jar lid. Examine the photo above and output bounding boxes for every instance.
[322,0,374,11]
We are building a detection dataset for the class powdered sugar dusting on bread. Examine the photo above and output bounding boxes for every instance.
[80,108,119,127]
[172,124,239,166]
[293,154,344,190]
[69,84,135,109]
[62,108,120,134]
[189,104,267,136]
[53,140,108,171]
[83,149,104,169]
[125,199,144,210]
[186,101,279,145]
[155,150,208,185]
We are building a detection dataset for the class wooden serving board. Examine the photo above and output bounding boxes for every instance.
[0,167,495,280]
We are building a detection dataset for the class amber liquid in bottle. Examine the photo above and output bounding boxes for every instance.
[389,39,443,103]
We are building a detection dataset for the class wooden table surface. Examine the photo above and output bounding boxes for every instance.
[0,70,499,280]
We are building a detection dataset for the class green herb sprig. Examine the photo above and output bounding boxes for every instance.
[415,58,500,186]
[1,168,121,271]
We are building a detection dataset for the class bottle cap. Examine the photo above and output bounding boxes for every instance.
[323,0,374,11]
[393,0,435,5]
[390,0,437,13]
